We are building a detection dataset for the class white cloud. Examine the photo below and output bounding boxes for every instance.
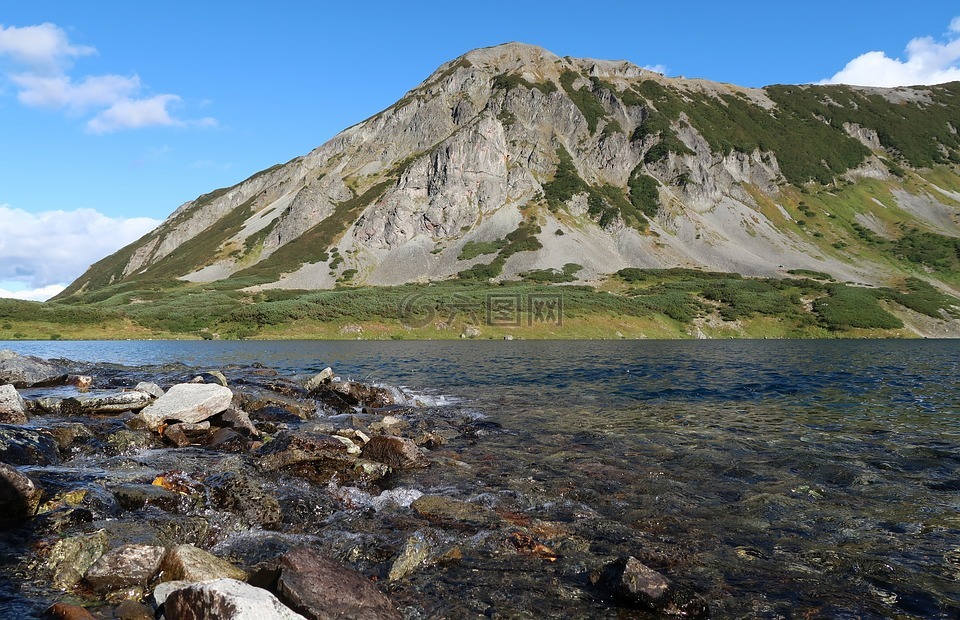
[0,204,159,296]
[822,17,960,87]
[0,22,214,131]
[643,64,668,75]
[87,94,182,133]
[0,284,65,302]
[0,23,94,72]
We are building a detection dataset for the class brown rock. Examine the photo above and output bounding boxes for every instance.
[45,602,96,620]
[276,547,401,620]
[362,435,429,470]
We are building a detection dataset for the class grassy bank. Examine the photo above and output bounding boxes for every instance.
[2,270,958,341]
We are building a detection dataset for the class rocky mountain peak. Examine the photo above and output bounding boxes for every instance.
[58,44,960,305]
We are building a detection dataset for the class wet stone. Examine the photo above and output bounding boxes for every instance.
[593,556,709,618]
[84,543,165,592]
[204,470,282,528]
[45,530,109,590]
[165,578,307,620]
[0,462,43,520]
[0,384,28,424]
[112,483,182,512]
[111,599,154,620]
[45,602,97,620]
[159,543,248,582]
[0,424,60,465]
[0,350,68,388]
[60,391,155,416]
[303,367,334,392]
[134,381,164,398]
[275,547,401,620]
[362,435,429,470]
[105,429,157,455]
[46,422,95,452]
[256,431,357,483]
[214,407,260,437]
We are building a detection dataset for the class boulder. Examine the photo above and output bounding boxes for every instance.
[84,544,165,592]
[159,544,248,583]
[275,547,401,620]
[60,391,155,416]
[164,578,306,620]
[0,384,27,424]
[214,408,260,437]
[0,350,67,388]
[256,431,355,483]
[45,530,109,590]
[0,424,60,465]
[0,462,42,520]
[139,383,234,430]
[362,435,429,470]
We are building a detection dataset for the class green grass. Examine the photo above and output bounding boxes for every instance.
[559,70,609,134]
[459,239,507,260]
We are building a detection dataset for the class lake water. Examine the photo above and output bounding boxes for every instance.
[2,339,959,618]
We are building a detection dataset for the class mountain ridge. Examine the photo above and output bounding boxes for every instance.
[57,43,960,314]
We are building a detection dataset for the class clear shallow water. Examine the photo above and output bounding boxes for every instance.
[3,339,960,617]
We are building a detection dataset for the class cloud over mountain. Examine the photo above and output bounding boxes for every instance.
[0,204,158,299]
[822,16,960,87]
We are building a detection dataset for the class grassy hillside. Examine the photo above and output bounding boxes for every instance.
[4,269,957,341]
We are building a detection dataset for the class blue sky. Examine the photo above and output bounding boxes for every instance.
[2,1,960,300]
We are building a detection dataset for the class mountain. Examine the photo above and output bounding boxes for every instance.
[50,42,960,337]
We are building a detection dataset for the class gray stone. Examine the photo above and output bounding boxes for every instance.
[45,530,109,590]
[388,531,435,582]
[84,544,165,592]
[303,367,334,392]
[0,350,67,388]
[165,578,307,620]
[159,544,248,583]
[151,579,193,607]
[0,462,42,520]
[216,407,260,437]
[0,424,60,465]
[0,384,27,424]
[60,390,155,415]
[134,382,164,398]
[140,383,234,430]
[362,435,429,470]
[276,547,401,620]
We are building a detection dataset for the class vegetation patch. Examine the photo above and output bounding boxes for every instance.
[459,239,507,261]
[492,73,557,96]
[521,263,583,283]
[559,70,608,134]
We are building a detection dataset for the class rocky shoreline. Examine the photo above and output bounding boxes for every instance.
[0,349,708,619]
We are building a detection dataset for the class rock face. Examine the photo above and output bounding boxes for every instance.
[275,547,401,620]
[139,383,234,430]
[0,384,28,424]
[164,578,307,620]
[57,43,960,301]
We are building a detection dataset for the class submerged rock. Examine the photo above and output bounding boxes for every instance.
[411,495,500,529]
[275,547,401,620]
[593,556,709,617]
[140,383,234,430]
[0,384,28,424]
[45,602,97,620]
[0,424,60,465]
[165,578,306,620]
[0,462,43,520]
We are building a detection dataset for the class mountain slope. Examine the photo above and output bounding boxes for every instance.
[59,43,960,303]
